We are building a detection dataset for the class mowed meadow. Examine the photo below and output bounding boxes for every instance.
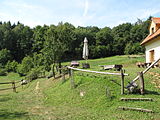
[0,55,160,120]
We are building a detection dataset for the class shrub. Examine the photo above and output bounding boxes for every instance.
[0,49,12,66]
[0,69,7,76]
[16,56,34,76]
[32,53,45,67]
[5,60,18,72]
[16,64,27,76]
[25,67,44,81]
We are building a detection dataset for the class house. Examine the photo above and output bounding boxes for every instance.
[141,17,160,63]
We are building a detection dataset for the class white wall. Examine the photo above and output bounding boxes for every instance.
[145,39,160,63]
[149,21,156,35]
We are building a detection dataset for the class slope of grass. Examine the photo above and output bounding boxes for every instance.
[0,55,160,120]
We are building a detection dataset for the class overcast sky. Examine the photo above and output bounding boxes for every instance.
[0,0,160,28]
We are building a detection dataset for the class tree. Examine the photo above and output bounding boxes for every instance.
[16,56,34,76]
[112,23,132,55]
[32,25,49,53]
[0,49,12,66]
[42,22,76,75]
[13,24,33,61]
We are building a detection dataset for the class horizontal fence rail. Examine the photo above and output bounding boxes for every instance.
[67,66,128,94]
[0,80,21,85]
[0,87,13,91]
[0,80,23,92]
[67,66,129,76]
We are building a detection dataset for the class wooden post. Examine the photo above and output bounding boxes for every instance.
[12,82,16,92]
[121,69,124,95]
[118,106,153,113]
[139,72,144,95]
[62,70,66,83]
[120,98,153,101]
[127,57,160,88]
[68,68,71,77]
[106,87,111,99]
[70,69,75,88]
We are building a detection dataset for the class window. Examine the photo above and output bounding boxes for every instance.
[151,27,154,34]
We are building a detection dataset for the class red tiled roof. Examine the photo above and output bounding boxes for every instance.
[152,17,160,24]
[141,28,160,45]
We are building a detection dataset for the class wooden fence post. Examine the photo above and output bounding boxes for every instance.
[138,72,144,95]
[62,70,66,83]
[121,69,124,95]
[12,82,16,92]
[70,69,75,88]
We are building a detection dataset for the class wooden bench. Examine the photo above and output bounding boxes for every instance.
[136,62,160,68]
[99,65,123,71]
[70,61,80,67]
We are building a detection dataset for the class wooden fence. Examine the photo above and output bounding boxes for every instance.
[127,57,160,94]
[67,66,129,95]
[0,80,22,92]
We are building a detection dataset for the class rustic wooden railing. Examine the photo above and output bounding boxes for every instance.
[0,80,22,92]
[127,57,160,94]
[67,66,129,94]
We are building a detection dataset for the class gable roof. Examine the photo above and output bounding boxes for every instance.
[141,17,160,45]
[152,17,160,24]
[141,28,160,45]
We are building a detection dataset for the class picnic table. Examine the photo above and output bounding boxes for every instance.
[70,61,80,67]
[99,64,123,71]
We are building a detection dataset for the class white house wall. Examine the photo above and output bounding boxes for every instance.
[145,39,160,63]
[149,21,156,35]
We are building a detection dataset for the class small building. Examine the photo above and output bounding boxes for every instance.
[141,17,160,63]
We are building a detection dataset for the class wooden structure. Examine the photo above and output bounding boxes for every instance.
[82,63,90,68]
[67,66,128,94]
[70,61,80,67]
[141,17,160,63]
[127,57,160,93]
[120,98,153,101]
[139,72,144,95]
[118,106,153,113]
[99,64,123,71]
[0,80,23,92]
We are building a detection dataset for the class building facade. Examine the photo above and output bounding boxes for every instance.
[141,17,160,63]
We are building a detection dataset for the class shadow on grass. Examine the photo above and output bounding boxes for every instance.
[74,81,83,88]
[0,96,11,102]
[128,89,160,95]
[0,109,29,120]
[145,90,160,95]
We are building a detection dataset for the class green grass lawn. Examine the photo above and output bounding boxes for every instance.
[0,55,160,120]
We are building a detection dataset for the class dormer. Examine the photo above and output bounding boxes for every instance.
[149,17,160,35]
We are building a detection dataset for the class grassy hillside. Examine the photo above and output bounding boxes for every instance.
[0,55,160,120]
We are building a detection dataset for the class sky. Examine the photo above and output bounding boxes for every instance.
[0,0,160,28]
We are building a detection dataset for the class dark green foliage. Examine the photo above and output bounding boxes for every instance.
[0,18,151,76]
[0,68,7,76]
[16,56,34,76]
[5,60,18,72]
[12,24,33,61]
[25,66,45,81]
[0,49,12,66]
[124,42,145,55]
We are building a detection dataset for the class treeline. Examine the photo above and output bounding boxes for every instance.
[0,18,150,76]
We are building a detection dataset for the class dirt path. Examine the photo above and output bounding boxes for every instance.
[25,77,61,120]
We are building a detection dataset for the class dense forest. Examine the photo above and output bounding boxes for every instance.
[0,18,151,77]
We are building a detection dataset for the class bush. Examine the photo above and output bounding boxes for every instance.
[16,56,34,76]
[0,69,7,76]
[32,53,45,67]
[0,49,12,66]
[124,42,145,55]
[5,60,18,72]
[25,67,44,81]
[16,64,27,76]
